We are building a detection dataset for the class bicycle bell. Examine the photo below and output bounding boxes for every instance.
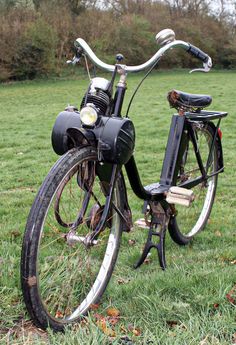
[155,29,175,47]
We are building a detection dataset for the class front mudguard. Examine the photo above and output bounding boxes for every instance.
[51,111,93,154]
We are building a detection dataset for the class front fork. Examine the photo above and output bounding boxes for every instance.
[66,163,132,247]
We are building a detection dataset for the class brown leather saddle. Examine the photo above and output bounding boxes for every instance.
[167,89,212,112]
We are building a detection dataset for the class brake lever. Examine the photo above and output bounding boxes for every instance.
[66,56,81,65]
[189,57,212,74]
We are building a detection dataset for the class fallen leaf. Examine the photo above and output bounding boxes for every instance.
[55,310,63,318]
[106,307,120,317]
[166,320,178,328]
[214,230,222,237]
[226,284,236,305]
[93,313,105,321]
[232,332,236,344]
[90,303,100,310]
[213,303,219,309]
[127,324,141,336]
[132,328,141,336]
[230,260,236,265]
[109,317,120,326]
[117,279,125,284]
[97,319,116,337]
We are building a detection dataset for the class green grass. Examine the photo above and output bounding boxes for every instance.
[0,71,236,344]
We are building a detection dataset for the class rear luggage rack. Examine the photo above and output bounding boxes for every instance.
[185,110,228,121]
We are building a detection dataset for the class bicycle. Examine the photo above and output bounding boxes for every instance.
[21,29,227,331]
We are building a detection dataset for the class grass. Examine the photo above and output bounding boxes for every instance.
[0,70,236,344]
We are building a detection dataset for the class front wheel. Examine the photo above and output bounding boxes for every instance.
[21,147,122,331]
[168,123,218,245]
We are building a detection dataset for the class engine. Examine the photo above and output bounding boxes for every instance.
[80,77,111,116]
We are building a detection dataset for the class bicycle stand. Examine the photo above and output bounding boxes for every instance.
[134,202,168,270]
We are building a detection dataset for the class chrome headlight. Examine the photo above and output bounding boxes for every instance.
[80,103,98,126]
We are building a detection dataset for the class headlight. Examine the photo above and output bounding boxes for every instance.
[80,103,98,126]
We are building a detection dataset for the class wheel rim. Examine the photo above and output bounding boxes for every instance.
[175,126,217,238]
[36,157,120,323]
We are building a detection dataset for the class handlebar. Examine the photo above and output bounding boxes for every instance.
[74,33,212,73]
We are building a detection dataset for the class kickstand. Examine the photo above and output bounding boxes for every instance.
[134,202,168,270]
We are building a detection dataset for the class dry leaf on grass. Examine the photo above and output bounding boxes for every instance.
[128,324,141,336]
[106,307,120,317]
[117,278,130,285]
[90,303,100,310]
[213,303,219,309]
[166,320,178,328]
[226,284,236,305]
[109,317,120,326]
[55,310,64,318]
[97,319,116,337]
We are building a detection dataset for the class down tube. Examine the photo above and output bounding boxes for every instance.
[125,156,155,201]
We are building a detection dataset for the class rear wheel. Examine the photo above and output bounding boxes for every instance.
[21,147,122,331]
[168,123,218,245]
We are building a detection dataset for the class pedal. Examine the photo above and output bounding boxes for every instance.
[166,186,194,207]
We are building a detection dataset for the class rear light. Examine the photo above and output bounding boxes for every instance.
[218,128,222,140]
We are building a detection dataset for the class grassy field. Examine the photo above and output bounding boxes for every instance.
[0,70,236,344]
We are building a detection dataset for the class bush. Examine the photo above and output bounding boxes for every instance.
[12,18,58,80]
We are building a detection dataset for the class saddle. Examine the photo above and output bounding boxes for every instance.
[167,89,212,112]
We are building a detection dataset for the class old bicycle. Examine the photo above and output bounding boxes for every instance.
[21,29,227,330]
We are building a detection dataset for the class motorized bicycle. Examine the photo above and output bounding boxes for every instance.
[21,29,227,331]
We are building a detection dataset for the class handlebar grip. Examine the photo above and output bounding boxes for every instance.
[187,44,209,63]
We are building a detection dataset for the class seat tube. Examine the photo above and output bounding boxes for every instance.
[159,115,187,187]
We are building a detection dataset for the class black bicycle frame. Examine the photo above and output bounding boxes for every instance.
[124,113,226,202]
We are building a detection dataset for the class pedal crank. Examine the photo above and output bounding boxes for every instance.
[134,202,169,270]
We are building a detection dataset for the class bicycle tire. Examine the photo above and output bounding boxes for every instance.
[168,123,218,245]
[21,147,122,331]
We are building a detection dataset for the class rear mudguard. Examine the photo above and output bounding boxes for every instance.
[207,121,224,171]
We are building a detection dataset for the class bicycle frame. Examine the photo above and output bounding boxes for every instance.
[51,53,228,269]
[51,69,227,232]
[124,112,226,202]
